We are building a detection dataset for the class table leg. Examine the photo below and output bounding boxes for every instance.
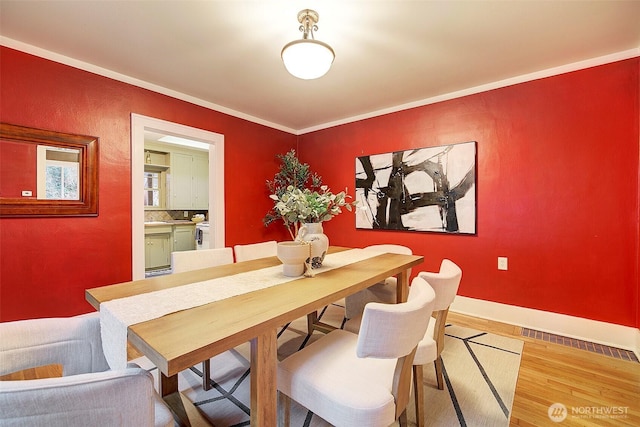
[395,269,410,303]
[306,311,337,334]
[202,360,211,390]
[250,328,278,426]
[306,311,318,333]
[162,372,213,426]
[160,372,179,397]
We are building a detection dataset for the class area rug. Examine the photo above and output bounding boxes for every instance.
[417,324,524,426]
[135,303,523,426]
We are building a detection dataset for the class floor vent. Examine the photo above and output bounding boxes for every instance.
[521,328,638,363]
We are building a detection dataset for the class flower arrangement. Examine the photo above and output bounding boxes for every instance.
[263,150,356,240]
[270,185,355,239]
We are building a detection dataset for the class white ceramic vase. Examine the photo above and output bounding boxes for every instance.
[297,222,329,268]
[277,241,310,277]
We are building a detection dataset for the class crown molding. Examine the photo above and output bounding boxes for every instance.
[3,37,637,136]
[298,48,640,135]
[0,37,296,135]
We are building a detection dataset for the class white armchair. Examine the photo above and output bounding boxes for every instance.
[0,314,173,427]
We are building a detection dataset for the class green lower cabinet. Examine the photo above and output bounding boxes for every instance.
[145,232,171,270]
[173,224,196,252]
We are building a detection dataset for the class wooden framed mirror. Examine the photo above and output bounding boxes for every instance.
[0,123,99,217]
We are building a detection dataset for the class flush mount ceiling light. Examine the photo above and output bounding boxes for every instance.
[281,9,335,80]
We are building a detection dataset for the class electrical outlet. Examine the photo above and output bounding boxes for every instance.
[183,211,188,218]
[498,257,508,271]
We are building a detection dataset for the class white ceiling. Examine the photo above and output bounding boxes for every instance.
[1,1,639,134]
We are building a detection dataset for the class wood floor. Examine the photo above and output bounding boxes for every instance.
[3,312,639,426]
[447,312,640,427]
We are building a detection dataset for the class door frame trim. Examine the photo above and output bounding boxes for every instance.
[131,114,225,280]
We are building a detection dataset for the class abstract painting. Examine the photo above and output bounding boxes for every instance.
[355,141,476,234]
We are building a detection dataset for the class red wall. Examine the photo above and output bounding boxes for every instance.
[1,47,638,330]
[298,58,640,328]
[0,47,294,321]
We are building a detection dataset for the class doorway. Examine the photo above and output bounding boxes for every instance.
[131,114,225,280]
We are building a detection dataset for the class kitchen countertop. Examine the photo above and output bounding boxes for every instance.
[144,220,197,226]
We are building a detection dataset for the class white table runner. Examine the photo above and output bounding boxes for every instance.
[100,248,381,370]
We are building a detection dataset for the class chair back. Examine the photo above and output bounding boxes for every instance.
[0,315,173,427]
[0,314,109,376]
[356,277,435,359]
[233,240,277,262]
[418,259,462,311]
[364,244,413,276]
[171,247,234,273]
[364,244,412,255]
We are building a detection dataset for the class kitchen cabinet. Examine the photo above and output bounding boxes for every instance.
[170,152,193,209]
[144,223,196,271]
[143,148,169,210]
[144,225,172,270]
[169,151,209,210]
[173,224,196,252]
[193,154,209,209]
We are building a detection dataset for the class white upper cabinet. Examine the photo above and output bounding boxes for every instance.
[192,154,209,209]
[169,151,209,210]
[170,152,193,209]
[144,142,209,211]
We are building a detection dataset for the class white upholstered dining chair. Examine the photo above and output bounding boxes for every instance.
[412,259,462,427]
[277,276,435,427]
[171,247,234,273]
[343,259,462,427]
[233,240,278,262]
[0,314,173,427]
[171,246,234,390]
[344,244,413,320]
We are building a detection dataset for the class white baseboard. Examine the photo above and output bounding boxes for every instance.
[450,296,640,360]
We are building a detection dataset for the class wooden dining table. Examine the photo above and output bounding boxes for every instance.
[85,246,423,426]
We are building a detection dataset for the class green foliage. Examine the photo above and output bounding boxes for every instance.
[263,150,323,229]
[263,150,356,240]
[265,150,322,196]
[270,185,354,224]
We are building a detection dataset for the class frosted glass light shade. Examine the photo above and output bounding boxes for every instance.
[281,39,335,80]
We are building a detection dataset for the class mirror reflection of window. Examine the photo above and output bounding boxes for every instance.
[37,145,80,200]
